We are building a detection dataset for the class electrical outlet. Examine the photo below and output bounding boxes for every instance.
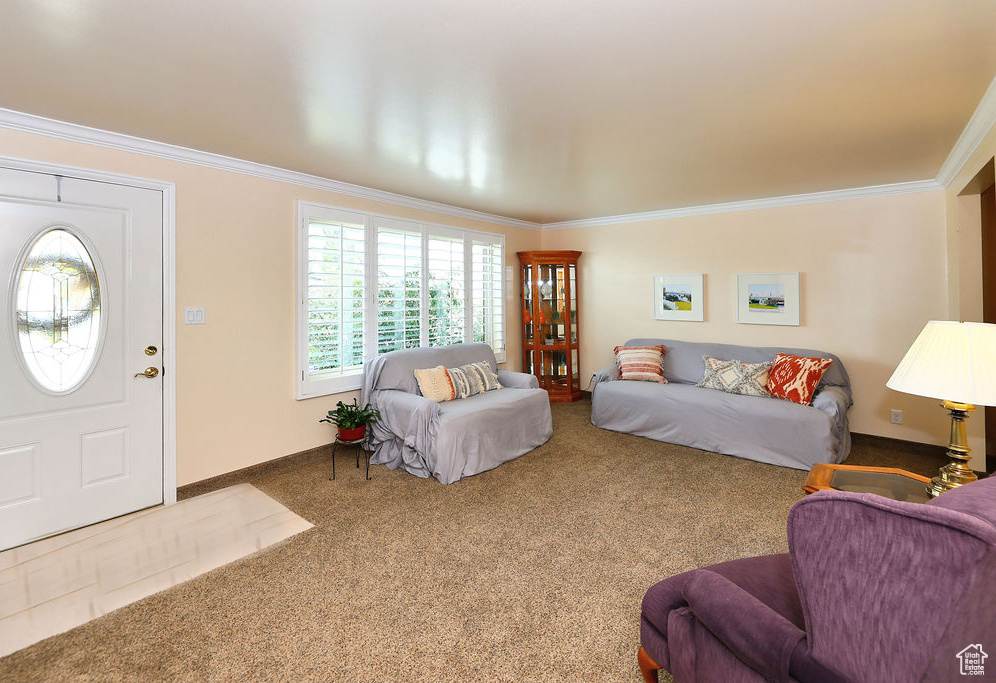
[890,409,903,425]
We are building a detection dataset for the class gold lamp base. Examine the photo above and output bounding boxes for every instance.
[926,401,979,497]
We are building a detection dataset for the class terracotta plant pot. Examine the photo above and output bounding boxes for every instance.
[337,425,366,441]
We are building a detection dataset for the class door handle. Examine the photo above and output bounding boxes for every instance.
[134,367,159,379]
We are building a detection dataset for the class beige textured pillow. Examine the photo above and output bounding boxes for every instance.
[414,365,456,402]
[696,356,772,397]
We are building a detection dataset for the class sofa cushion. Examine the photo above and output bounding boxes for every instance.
[593,381,845,470]
[414,365,456,402]
[432,387,553,483]
[697,356,772,397]
[767,353,833,405]
[614,345,667,383]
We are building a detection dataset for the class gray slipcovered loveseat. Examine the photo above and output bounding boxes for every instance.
[361,342,553,484]
[592,338,852,470]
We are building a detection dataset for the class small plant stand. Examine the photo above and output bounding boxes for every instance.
[330,435,370,481]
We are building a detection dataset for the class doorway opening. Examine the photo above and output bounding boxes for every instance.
[959,158,995,474]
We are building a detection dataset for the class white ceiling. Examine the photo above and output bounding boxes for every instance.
[1,0,994,224]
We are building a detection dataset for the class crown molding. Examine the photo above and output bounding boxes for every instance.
[936,75,996,188]
[0,107,955,233]
[539,179,942,230]
[0,107,542,231]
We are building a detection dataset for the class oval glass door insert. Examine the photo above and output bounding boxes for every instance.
[14,228,103,393]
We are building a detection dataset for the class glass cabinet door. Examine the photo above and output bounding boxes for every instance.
[522,263,533,344]
[538,264,569,346]
[539,349,569,389]
[568,263,578,344]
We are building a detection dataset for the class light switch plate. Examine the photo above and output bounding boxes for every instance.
[184,307,206,325]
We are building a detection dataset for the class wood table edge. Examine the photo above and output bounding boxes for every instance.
[803,463,931,494]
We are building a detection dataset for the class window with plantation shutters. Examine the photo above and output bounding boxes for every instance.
[297,202,505,399]
[376,220,421,354]
[471,240,504,356]
[426,234,465,348]
[298,205,367,397]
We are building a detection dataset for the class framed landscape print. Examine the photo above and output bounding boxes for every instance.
[736,272,800,326]
[653,274,704,322]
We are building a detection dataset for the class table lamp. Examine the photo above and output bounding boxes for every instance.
[886,321,996,496]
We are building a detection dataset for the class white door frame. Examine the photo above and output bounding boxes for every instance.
[0,154,177,506]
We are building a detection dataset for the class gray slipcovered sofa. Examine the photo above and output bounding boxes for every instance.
[592,338,852,470]
[361,342,553,484]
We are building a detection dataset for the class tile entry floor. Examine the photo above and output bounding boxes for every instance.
[0,483,312,657]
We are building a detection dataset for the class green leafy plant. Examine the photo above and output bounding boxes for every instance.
[319,398,381,430]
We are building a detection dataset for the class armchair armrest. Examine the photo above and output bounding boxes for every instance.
[497,369,539,389]
[683,570,806,683]
[370,389,440,454]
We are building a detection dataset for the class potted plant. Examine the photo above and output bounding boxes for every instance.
[319,398,380,441]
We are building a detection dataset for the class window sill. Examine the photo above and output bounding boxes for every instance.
[296,374,363,400]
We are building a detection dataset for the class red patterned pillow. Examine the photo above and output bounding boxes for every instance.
[613,345,667,383]
[766,353,833,405]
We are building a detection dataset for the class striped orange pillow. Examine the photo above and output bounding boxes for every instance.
[613,345,668,383]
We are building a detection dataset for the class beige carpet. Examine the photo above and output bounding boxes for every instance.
[0,400,944,681]
[0,484,312,658]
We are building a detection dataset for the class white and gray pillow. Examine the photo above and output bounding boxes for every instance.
[696,356,772,397]
[448,361,502,399]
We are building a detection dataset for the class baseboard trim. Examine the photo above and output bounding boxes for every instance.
[851,432,948,460]
[177,442,333,500]
[177,429,976,499]
[851,432,991,478]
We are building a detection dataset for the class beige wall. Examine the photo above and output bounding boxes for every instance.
[0,127,540,485]
[946,125,996,470]
[4,119,992,482]
[540,191,954,448]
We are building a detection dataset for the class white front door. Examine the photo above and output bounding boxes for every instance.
[0,167,164,551]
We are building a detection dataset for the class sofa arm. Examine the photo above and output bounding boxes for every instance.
[683,570,806,682]
[810,385,852,416]
[370,389,440,453]
[497,369,539,389]
[592,364,620,391]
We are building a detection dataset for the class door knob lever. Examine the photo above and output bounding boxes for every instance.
[134,367,159,378]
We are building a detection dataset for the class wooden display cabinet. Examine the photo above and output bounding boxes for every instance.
[516,250,582,402]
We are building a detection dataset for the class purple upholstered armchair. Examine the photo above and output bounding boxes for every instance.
[639,475,996,682]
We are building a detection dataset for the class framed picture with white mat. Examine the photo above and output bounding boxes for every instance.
[736,272,800,326]
[653,274,704,322]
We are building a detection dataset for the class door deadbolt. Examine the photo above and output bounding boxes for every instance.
[145,345,158,356]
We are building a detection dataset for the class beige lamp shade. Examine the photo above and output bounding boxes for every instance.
[887,321,996,406]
